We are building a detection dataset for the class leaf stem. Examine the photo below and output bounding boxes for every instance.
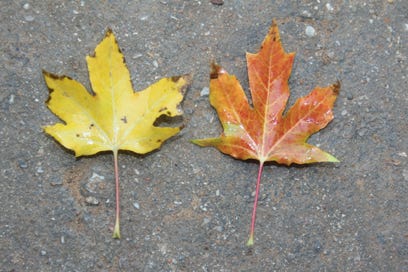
[112,149,121,239]
[246,161,264,247]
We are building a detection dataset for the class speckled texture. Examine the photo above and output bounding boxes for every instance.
[1,1,407,271]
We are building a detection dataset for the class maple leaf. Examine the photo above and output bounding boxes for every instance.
[192,20,340,246]
[43,29,191,238]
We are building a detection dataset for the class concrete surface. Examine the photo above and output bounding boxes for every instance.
[1,0,407,271]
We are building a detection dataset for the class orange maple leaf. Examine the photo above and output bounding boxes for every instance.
[193,20,340,246]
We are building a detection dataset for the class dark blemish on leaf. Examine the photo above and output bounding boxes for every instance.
[117,45,123,55]
[156,139,162,143]
[210,71,219,79]
[121,116,127,123]
[121,52,127,65]
[333,80,341,95]
[62,92,71,98]
[45,88,55,104]
[210,69,219,79]
[159,107,168,113]
[89,123,95,129]
[76,134,80,137]
[171,75,181,82]
[106,28,113,37]
[210,64,220,79]
[166,111,171,116]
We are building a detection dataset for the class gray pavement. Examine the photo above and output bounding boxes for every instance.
[1,1,407,271]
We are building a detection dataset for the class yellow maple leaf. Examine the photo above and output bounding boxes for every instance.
[43,29,191,238]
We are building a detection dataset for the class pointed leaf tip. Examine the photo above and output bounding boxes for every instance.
[106,28,113,36]
[327,153,340,163]
[269,19,279,36]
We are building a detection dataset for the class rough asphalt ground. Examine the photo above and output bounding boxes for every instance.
[1,1,407,271]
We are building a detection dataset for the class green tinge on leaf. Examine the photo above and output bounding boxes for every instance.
[325,153,339,163]
[246,235,254,247]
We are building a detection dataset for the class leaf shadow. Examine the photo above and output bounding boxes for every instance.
[153,114,184,128]
[244,158,338,170]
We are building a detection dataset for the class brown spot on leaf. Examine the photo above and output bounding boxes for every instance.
[105,28,113,37]
[45,87,55,104]
[268,19,279,43]
[210,63,221,79]
[89,123,95,129]
[121,116,127,123]
[210,73,218,79]
[333,80,341,95]
[159,107,168,113]
[171,76,181,82]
